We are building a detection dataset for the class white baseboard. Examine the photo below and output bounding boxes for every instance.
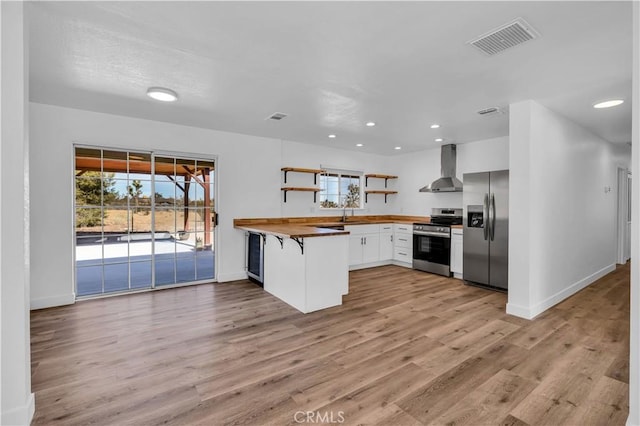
[1,392,35,426]
[349,260,391,271]
[217,271,248,282]
[31,293,75,310]
[506,302,535,320]
[391,260,413,269]
[507,263,616,320]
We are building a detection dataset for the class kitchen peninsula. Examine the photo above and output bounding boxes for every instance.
[234,220,350,313]
[234,215,430,313]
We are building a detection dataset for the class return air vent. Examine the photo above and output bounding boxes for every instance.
[266,112,288,121]
[468,18,539,56]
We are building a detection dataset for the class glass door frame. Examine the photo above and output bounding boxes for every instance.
[73,144,219,299]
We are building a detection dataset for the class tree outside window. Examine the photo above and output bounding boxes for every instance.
[319,172,362,209]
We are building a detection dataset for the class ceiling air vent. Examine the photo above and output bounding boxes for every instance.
[477,107,502,116]
[266,112,288,121]
[468,18,539,56]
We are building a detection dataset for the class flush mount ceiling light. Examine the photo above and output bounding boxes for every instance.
[394,146,402,150]
[328,134,336,138]
[146,87,178,102]
[356,143,363,147]
[435,138,444,142]
[430,124,440,129]
[366,122,376,127]
[593,99,624,109]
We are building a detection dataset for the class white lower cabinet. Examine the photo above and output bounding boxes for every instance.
[379,224,393,261]
[348,234,365,266]
[393,223,413,267]
[451,228,463,278]
[345,223,416,270]
[362,233,380,263]
[346,224,381,268]
[379,232,393,261]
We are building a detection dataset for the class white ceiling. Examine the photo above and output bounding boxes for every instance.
[28,1,633,155]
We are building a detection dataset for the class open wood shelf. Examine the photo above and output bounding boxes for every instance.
[365,174,398,188]
[281,187,321,203]
[281,167,325,184]
[365,190,398,203]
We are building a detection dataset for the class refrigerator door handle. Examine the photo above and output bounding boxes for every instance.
[483,193,489,240]
[490,193,496,241]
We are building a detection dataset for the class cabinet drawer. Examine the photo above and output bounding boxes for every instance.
[380,224,393,232]
[393,247,412,263]
[452,228,463,235]
[394,233,412,248]
[393,223,412,233]
[345,224,380,235]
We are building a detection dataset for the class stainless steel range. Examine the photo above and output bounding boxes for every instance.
[413,208,462,276]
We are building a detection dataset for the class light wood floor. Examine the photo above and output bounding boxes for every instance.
[31,264,630,425]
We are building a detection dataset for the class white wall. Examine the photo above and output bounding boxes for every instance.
[1,2,35,424]
[30,102,284,308]
[390,136,509,216]
[628,3,639,425]
[280,140,395,217]
[508,100,630,320]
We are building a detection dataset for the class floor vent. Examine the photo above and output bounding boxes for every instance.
[468,18,539,56]
[266,112,288,121]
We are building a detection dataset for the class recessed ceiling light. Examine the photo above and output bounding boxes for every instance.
[430,124,440,129]
[593,99,624,109]
[356,143,363,147]
[394,146,402,150]
[435,138,444,142]
[328,134,336,138]
[146,87,178,102]
[366,122,376,127]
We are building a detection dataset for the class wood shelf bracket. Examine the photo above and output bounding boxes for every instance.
[364,191,397,203]
[364,174,398,188]
[282,168,324,184]
[281,187,319,203]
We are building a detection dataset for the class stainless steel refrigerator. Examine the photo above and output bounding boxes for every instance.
[463,170,509,291]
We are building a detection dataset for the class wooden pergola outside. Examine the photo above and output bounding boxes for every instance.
[75,153,214,247]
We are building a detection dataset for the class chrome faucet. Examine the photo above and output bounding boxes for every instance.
[342,203,347,222]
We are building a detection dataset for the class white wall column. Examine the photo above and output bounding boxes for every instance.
[628,2,640,425]
[506,101,533,319]
[1,1,34,424]
[508,100,623,320]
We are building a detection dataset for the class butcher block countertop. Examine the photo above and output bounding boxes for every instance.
[234,215,431,238]
[235,223,349,238]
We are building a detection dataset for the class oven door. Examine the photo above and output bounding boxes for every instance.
[412,231,451,276]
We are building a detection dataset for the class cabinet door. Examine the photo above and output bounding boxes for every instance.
[379,232,393,261]
[362,234,380,264]
[348,234,364,266]
[451,234,463,274]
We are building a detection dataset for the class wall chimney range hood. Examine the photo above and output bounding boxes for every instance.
[419,144,463,192]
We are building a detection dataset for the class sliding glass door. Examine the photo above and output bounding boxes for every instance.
[74,147,216,297]
[153,156,215,286]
